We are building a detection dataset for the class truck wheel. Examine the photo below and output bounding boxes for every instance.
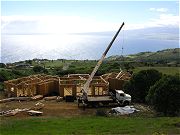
[123,101,129,106]
[102,102,109,106]
[92,102,99,108]
[77,99,80,107]
[83,104,86,110]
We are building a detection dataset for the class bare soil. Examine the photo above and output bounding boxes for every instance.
[0,99,155,121]
[0,100,97,119]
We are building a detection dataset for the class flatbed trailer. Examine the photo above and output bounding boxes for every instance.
[87,96,113,102]
[77,95,115,108]
[77,90,131,109]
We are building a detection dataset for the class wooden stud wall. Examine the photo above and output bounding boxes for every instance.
[4,74,111,98]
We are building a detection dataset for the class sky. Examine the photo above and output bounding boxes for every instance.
[0,1,179,62]
[1,1,179,34]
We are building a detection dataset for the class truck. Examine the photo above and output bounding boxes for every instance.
[78,90,131,107]
[77,22,131,108]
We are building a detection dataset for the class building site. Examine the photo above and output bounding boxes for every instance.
[1,1,179,134]
[4,72,131,99]
[0,22,135,115]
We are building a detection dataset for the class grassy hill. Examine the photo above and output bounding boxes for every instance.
[0,48,179,85]
[107,48,180,63]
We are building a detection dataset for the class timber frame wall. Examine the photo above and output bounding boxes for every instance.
[4,74,108,97]
[101,72,132,91]
[4,74,59,97]
[4,71,131,98]
[59,74,108,97]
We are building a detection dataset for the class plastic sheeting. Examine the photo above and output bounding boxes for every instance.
[109,106,140,115]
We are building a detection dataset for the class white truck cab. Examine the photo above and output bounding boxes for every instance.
[115,90,131,106]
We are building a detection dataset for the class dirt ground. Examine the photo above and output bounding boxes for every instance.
[0,100,98,119]
[0,98,155,120]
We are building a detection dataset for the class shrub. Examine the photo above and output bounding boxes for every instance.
[123,69,162,103]
[0,63,6,68]
[57,69,76,76]
[0,70,15,81]
[0,82,4,91]
[146,75,180,116]
[12,69,23,76]
[33,65,47,73]
[96,109,107,117]
[25,60,32,65]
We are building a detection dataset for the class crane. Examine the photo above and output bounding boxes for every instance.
[80,22,125,104]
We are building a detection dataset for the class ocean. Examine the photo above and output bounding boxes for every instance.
[1,34,179,63]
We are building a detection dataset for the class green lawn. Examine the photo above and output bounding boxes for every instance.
[38,60,67,68]
[1,116,180,135]
[134,67,179,75]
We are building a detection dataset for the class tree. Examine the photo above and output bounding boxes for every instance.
[111,62,120,69]
[25,60,32,65]
[33,65,48,73]
[0,63,6,68]
[146,75,180,116]
[124,63,131,71]
[0,70,14,82]
[123,69,162,103]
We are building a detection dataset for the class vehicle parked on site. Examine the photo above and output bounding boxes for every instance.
[77,89,131,108]
[77,22,131,108]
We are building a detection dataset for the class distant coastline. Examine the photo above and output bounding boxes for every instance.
[1,34,179,64]
[1,48,179,64]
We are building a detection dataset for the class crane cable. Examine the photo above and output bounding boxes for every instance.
[119,26,125,72]
[121,27,124,57]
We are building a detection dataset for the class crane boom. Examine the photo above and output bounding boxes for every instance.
[82,22,125,101]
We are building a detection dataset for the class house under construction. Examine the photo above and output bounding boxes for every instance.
[4,71,131,98]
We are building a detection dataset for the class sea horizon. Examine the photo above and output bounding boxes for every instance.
[1,31,179,64]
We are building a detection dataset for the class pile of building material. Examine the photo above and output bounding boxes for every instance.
[0,97,32,103]
[44,96,57,101]
[109,106,140,115]
[27,110,43,116]
[0,95,63,103]
[56,96,63,102]
[0,108,30,116]
[32,102,45,110]
[31,95,43,100]
[0,102,44,117]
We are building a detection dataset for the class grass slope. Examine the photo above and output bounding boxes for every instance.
[107,48,180,63]
[1,116,180,135]
[133,67,180,75]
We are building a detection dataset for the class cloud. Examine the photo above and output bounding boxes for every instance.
[126,14,179,30]
[1,15,120,34]
[1,14,179,34]
[150,8,168,12]
[150,14,179,26]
